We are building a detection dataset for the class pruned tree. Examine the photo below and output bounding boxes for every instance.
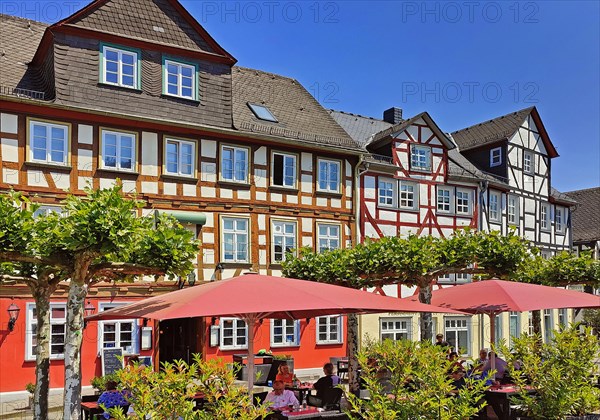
[0,186,200,420]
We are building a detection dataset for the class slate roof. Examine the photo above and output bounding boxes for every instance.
[451,107,534,151]
[447,148,508,187]
[0,14,48,94]
[565,187,600,243]
[59,0,230,59]
[329,110,392,146]
[232,67,361,151]
[550,187,577,205]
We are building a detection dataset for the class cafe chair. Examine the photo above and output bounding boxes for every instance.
[82,394,99,403]
[307,388,343,411]
[253,391,268,406]
[337,360,349,382]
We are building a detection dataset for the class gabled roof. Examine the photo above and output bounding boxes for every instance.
[33,0,235,65]
[451,106,559,158]
[0,14,48,92]
[329,110,392,146]
[550,187,577,206]
[232,67,362,151]
[565,187,600,243]
[369,112,456,150]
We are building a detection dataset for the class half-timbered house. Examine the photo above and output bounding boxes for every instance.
[565,187,600,259]
[0,0,360,396]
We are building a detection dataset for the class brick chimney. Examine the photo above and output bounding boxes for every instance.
[383,107,403,124]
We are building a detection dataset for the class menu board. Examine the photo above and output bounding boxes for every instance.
[102,348,123,376]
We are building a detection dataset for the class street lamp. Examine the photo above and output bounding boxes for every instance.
[7,302,20,332]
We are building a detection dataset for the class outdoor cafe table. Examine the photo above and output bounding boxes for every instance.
[285,383,314,403]
[280,407,348,419]
[484,384,535,420]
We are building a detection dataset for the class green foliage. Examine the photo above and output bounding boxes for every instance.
[518,251,600,288]
[583,309,600,335]
[345,339,490,420]
[25,382,35,394]
[283,229,531,288]
[90,374,118,392]
[500,325,600,419]
[108,355,268,420]
[0,191,36,254]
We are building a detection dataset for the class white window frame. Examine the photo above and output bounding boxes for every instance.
[26,302,67,361]
[509,312,520,346]
[164,137,195,177]
[220,145,249,183]
[97,302,139,355]
[489,191,501,222]
[543,309,553,343]
[101,45,138,89]
[398,180,419,210]
[540,203,550,231]
[316,316,343,345]
[221,216,250,263]
[163,59,196,100]
[220,317,248,350]
[555,206,565,234]
[317,223,341,253]
[271,219,297,263]
[558,309,568,328]
[271,152,297,188]
[33,205,64,218]
[317,158,341,193]
[271,319,300,347]
[101,129,137,172]
[436,187,453,213]
[28,120,69,165]
[410,144,432,172]
[523,151,534,174]
[494,314,503,348]
[378,178,397,208]
[455,188,472,215]
[490,147,502,167]
[507,195,519,225]
[444,316,471,356]
[380,317,412,342]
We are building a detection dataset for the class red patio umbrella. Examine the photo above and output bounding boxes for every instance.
[88,274,466,392]
[405,279,600,371]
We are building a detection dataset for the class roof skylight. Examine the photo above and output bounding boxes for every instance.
[248,103,278,123]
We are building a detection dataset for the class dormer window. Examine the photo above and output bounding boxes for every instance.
[100,44,140,89]
[163,58,197,100]
[490,147,502,167]
[248,103,278,122]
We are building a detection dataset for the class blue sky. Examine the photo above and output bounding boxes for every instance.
[6,1,599,191]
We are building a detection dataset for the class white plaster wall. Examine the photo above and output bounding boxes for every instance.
[0,113,18,134]
[141,132,158,176]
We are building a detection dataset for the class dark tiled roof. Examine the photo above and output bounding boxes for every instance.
[565,187,600,243]
[550,187,577,205]
[232,67,361,151]
[447,148,508,187]
[0,14,48,94]
[451,107,534,151]
[329,110,392,146]
[65,0,218,55]
[369,112,456,149]
[51,32,233,128]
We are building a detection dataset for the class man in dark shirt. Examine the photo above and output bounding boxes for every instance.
[434,333,450,349]
[313,363,341,398]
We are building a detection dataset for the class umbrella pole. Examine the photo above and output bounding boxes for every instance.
[489,313,496,376]
[246,315,256,395]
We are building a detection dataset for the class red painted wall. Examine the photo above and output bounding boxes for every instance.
[204,317,347,370]
[0,297,153,393]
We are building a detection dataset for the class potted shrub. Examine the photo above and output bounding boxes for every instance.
[346,339,491,419]
[501,325,600,419]
[25,383,35,409]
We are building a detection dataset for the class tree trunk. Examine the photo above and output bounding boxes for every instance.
[346,314,360,394]
[532,310,542,336]
[63,280,88,420]
[418,282,434,341]
[31,284,51,420]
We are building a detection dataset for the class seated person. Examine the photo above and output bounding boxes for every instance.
[480,352,508,380]
[449,369,466,395]
[264,380,299,411]
[97,380,130,419]
[447,351,464,371]
[275,363,294,387]
[313,363,341,398]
